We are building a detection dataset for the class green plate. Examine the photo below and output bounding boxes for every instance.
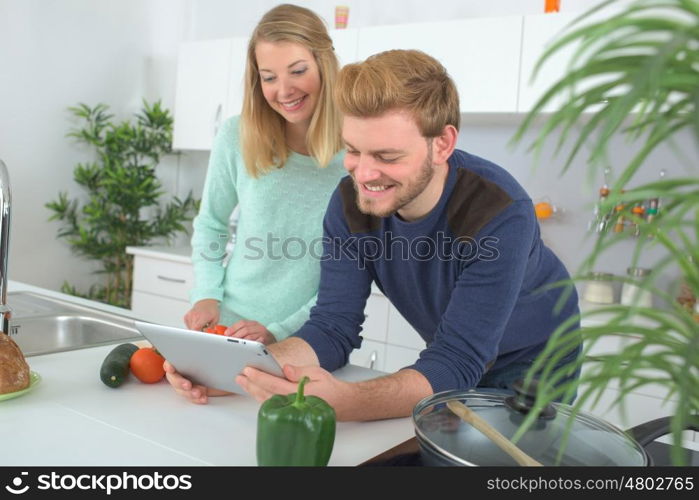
[0,371,41,402]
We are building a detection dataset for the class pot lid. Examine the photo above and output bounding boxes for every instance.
[413,389,646,466]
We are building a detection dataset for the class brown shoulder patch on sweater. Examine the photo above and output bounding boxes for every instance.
[447,168,513,238]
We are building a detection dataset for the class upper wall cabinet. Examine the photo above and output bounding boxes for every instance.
[173,39,231,151]
[518,8,626,114]
[173,14,618,150]
[173,37,248,151]
[518,12,579,113]
[173,31,356,151]
[224,37,250,120]
[356,17,523,113]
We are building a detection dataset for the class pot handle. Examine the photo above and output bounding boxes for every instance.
[504,379,557,420]
[626,417,699,447]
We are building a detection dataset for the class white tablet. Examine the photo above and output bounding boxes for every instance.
[133,320,283,394]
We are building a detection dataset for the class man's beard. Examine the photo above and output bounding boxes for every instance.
[354,144,434,218]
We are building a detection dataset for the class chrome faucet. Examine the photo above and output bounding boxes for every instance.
[0,160,11,336]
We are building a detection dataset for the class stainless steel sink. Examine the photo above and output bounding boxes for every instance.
[7,291,142,356]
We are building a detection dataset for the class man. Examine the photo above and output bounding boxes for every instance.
[166,49,580,421]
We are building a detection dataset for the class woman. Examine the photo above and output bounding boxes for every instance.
[184,4,345,346]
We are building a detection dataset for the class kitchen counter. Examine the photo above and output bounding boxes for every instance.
[2,281,414,466]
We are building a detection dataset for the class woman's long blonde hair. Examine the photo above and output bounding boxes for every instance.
[241,4,342,178]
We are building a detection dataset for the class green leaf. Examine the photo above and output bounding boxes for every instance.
[510,0,699,465]
[50,99,199,309]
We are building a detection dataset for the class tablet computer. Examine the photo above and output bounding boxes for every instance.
[133,320,283,394]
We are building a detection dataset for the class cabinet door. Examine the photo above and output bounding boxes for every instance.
[384,345,421,373]
[519,8,626,113]
[356,17,522,113]
[578,385,695,443]
[349,339,386,372]
[173,39,232,150]
[362,293,389,342]
[131,256,194,301]
[386,306,425,350]
[131,291,190,328]
[518,12,578,113]
[225,36,249,119]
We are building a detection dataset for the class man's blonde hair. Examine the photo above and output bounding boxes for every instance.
[334,49,460,137]
[241,4,342,177]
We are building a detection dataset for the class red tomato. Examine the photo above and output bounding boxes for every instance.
[129,347,166,383]
[204,324,228,335]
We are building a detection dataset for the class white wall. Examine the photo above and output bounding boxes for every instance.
[3,0,693,306]
[458,119,698,296]
[187,0,629,40]
[0,0,190,291]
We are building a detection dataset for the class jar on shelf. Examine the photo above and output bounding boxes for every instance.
[583,272,616,304]
[620,267,653,307]
[676,256,696,312]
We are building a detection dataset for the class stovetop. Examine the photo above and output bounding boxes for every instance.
[360,438,699,466]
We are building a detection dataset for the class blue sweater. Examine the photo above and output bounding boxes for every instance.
[294,149,579,393]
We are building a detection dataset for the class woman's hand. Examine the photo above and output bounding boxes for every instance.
[225,320,277,345]
[184,299,220,330]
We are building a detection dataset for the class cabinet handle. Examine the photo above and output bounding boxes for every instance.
[213,103,223,137]
[157,275,186,284]
[369,350,377,370]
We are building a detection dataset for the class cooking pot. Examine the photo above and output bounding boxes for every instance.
[413,382,699,466]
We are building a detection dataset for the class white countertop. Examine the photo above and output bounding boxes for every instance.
[3,281,414,466]
[125,245,192,265]
[5,280,697,464]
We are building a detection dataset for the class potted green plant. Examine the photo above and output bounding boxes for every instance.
[511,0,699,464]
[47,101,199,309]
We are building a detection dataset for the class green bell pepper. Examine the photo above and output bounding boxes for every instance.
[256,376,336,466]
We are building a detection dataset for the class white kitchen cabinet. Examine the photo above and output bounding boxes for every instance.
[224,37,250,119]
[173,30,357,150]
[578,383,696,443]
[518,8,627,113]
[172,39,233,151]
[349,339,386,372]
[355,16,523,113]
[126,246,193,327]
[131,291,190,328]
[362,292,390,342]
[386,305,427,351]
[172,37,248,151]
[518,12,579,113]
[384,344,421,374]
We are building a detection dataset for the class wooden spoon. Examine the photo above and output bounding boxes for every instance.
[446,399,543,467]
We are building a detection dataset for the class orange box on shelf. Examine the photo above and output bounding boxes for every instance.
[545,0,561,13]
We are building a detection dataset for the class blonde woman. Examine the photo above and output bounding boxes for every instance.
[182,4,345,347]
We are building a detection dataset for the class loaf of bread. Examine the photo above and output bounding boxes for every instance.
[0,333,30,394]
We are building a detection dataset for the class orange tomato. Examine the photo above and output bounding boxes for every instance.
[129,347,166,383]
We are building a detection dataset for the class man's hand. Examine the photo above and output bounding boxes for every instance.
[184,299,220,330]
[225,320,277,345]
[164,360,232,404]
[236,364,357,420]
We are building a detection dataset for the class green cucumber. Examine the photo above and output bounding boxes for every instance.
[100,343,139,388]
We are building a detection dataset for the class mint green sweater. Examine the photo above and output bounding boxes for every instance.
[190,116,346,340]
